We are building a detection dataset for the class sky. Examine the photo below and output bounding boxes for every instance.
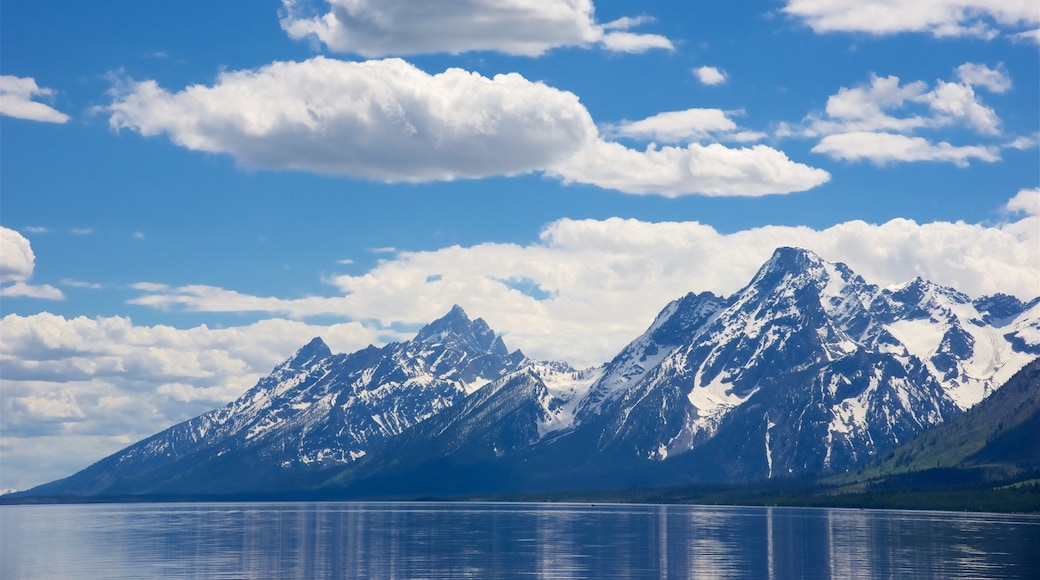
[1,0,1038,492]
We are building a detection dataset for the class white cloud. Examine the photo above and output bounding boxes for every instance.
[127,283,354,318]
[925,80,1000,134]
[0,314,387,489]
[804,72,1003,137]
[1006,187,1040,216]
[124,200,1038,369]
[1009,28,1040,43]
[956,63,1012,93]
[0,76,69,123]
[108,57,827,197]
[0,227,64,300]
[1005,135,1039,150]
[812,132,999,166]
[1,228,36,283]
[783,0,1040,39]
[551,140,831,197]
[792,68,1016,165]
[279,0,672,56]
[693,66,727,86]
[597,31,674,53]
[5,200,1037,489]
[809,74,930,135]
[608,108,739,143]
[108,57,595,182]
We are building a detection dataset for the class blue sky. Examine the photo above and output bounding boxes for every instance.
[1,0,1038,491]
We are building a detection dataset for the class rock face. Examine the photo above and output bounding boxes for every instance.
[21,247,1040,497]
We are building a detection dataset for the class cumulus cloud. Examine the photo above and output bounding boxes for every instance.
[0,314,387,489]
[126,201,1039,368]
[5,199,1037,489]
[550,140,830,197]
[108,57,595,182]
[0,227,64,300]
[1006,187,1040,216]
[791,67,1017,165]
[956,63,1012,93]
[812,132,1000,166]
[279,0,672,56]
[107,57,827,197]
[804,73,1003,137]
[693,66,727,86]
[608,109,740,143]
[783,0,1040,39]
[0,76,69,123]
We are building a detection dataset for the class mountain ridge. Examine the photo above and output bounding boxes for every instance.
[12,247,1039,499]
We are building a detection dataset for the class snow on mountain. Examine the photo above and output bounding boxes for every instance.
[18,247,1039,497]
[566,247,1038,477]
[25,306,527,495]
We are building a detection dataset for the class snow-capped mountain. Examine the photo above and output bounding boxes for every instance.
[27,306,526,495]
[559,247,1038,480]
[18,247,1039,497]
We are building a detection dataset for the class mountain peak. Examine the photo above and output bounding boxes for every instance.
[766,246,823,271]
[415,305,502,354]
[743,247,829,295]
[279,337,332,372]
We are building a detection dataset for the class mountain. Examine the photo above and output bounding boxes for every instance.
[319,247,1038,496]
[847,356,1040,483]
[25,306,526,496]
[14,247,1039,499]
[544,247,1037,482]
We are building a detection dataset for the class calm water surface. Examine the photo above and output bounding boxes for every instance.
[2,502,1037,579]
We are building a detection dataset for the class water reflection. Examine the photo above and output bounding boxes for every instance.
[2,502,1038,579]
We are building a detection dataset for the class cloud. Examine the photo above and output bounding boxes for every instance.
[107,57,827,197]
[1009,28,1040,43]
[0,314,387,489]
[125,199,1038,368]
[925,81,1000,134]
[0,76,69,123]
[693,66,727,86]
[0,227,64,300]
[608,109,739,143]
[1006,187,1040,216]
[108,57,595,181]
[956,63,1012,93]
[550,141,830,197]
[811,132,999,166]
[790,67,1017,166]
[803,73,1003,137]
[279,0,672,56]
[127,283,354,318]
[597,30,674,53]
[5,199,1036,489]
[782,0,1040,39]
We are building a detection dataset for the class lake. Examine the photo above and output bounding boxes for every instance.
[1,502,1037,578]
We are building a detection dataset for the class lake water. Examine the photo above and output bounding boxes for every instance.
[1,502,1037,579]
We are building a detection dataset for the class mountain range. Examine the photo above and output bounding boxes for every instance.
[17,247,1040,499]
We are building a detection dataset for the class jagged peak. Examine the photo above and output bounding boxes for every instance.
[769,246,822,266]
[741,246,833,297]
[414,305,502,354]
[751,247,826,281]
[277,336,332,372]
[974,293,1028,317]
[888,275,970,306]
